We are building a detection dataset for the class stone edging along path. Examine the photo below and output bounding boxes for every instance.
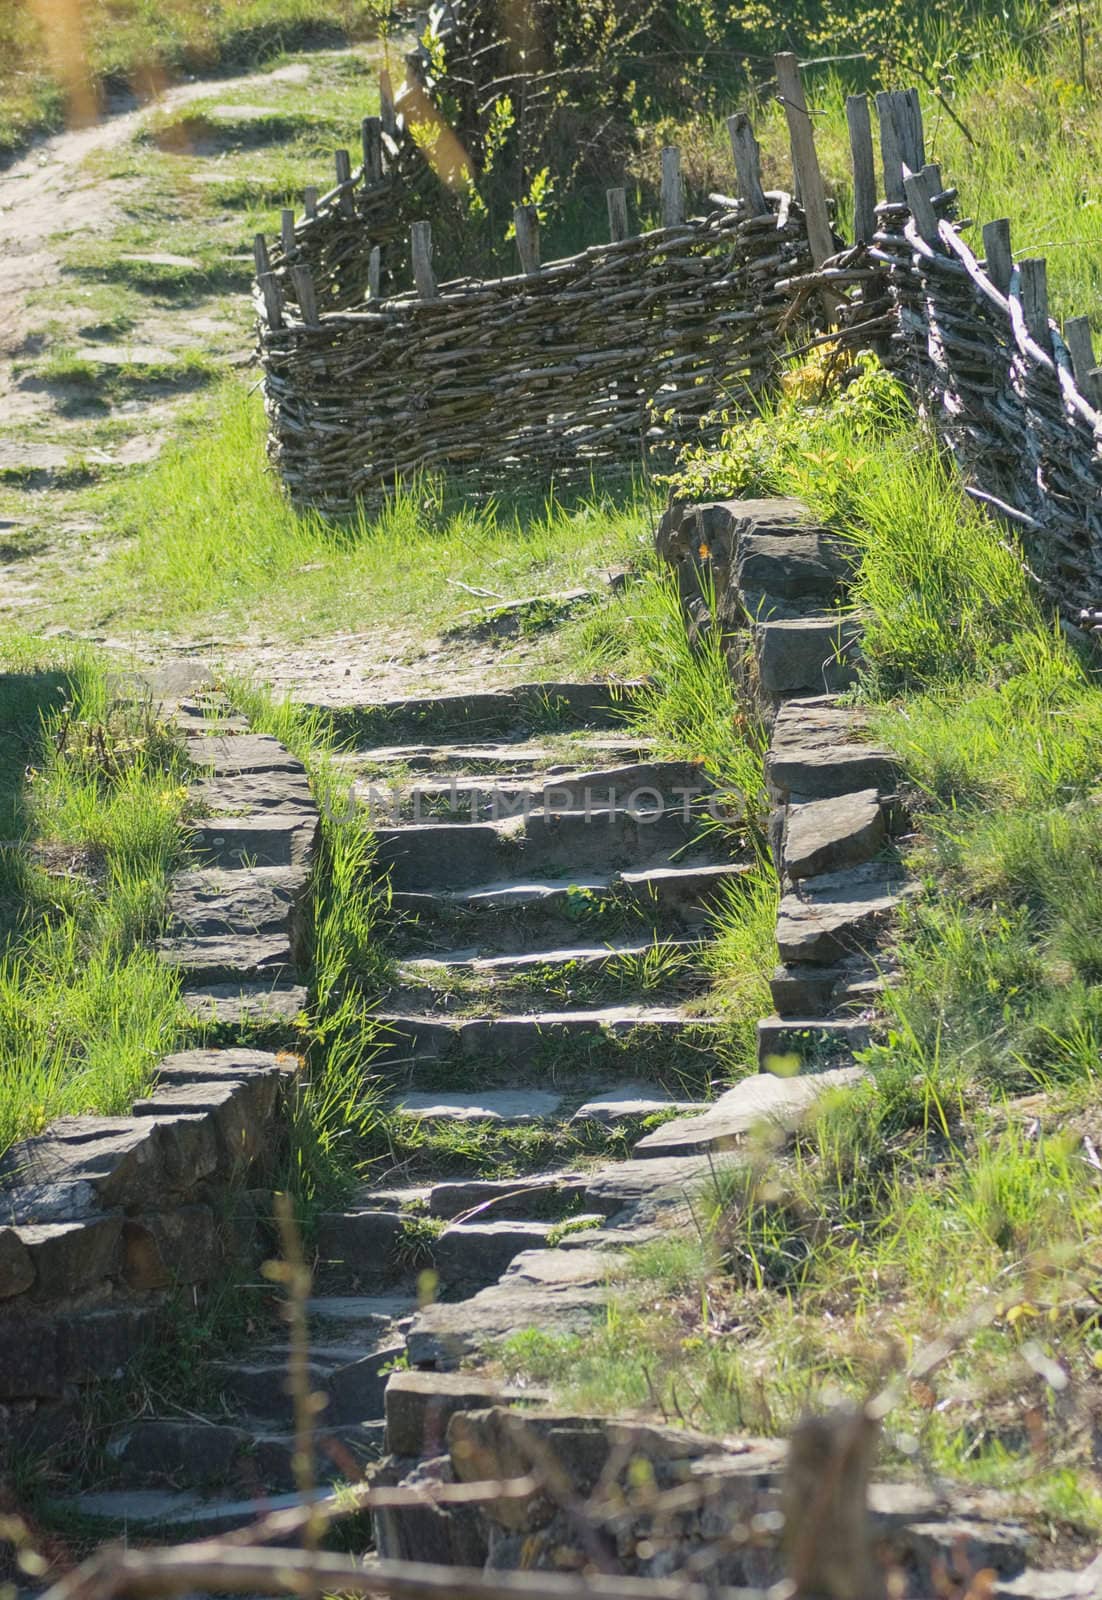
[0,667,316,1440]
[3,533,1092,1596]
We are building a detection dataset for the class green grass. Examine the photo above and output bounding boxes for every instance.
[0,0,396,160]
[0,630,189,1156]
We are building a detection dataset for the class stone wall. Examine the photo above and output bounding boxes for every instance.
[0,675,318,1442]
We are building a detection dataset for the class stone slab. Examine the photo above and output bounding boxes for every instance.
[181,983,309,1027]
[755,615,863,695]
[189,814,318,870]
[784,789,885,880]
[17,1216,122,1298]
[166,866,308,939]
[391,1091,564,1125]
[583,1155,740,1224]
[571,1087,703,1126]
[316,1209,403,1272]
[434,1221,556,1288]
[157,932,295,985]
[154,1047,298,1086]
[633,1067,866,1158]
[193,771,315,814]
[428,1174,586,1221]
[186,733,306,776]
[766,696,898,803]
[405,1247,618,1368]
[776,862,907,964]
[385,1369,545,1458]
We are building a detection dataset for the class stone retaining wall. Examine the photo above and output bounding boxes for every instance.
[0,675,318,1440]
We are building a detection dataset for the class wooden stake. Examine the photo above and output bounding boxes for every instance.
[606,187,629,242]
[380,68,396,137]
[903,169,939,248]
[256,272,283,330]
[1019,258,1051,350]
[660,147,683,227]
[280,209,296,257]
[875,90,904,204]
[368,245,382,301]
[1064,315,1100,405]
[775,53,834,268]
[335,149,354,217]
[304,186,318,220]
[982,218,1013,296]
[290,264,319,327]
[845,94,876,244]
[411,221,436,299]
[901,87,925,171]
[727,113,768,216]
[514,204,540,275]
[253,234,272,277]
[362,116,383,185]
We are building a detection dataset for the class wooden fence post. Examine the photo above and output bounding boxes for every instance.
[1064,315,1101,405]
[774,53,834,268]
[1019,258,1051,351]
[280,209,296,257]
[982,218,1013,296]
[875,91,904,204]
[660,147,683,227]
[727,112,769,216]
[514,204,540,275]
[903,169,939,247]
[411,221,436,299]
[380,68,397,137]
[253,234,283,329]
[362,116,383,185]
[335,149,355,217]
[368,245,382,301]
[606,187,629,241]
[900,87,926,171]
[290,264,319,326]
[304,185,318,220]
[845,94,876,244]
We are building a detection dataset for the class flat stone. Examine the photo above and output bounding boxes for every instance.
[48,1486,331,1536]
[736,525,851,603]
[385,1369,543,1458]
[766,696,898,803]
[391,1091,563,1125]
[189,814,318,870]
[405,1248,618,1369]
[571,1087,703,1126]
[158,931,295,985]
[211,1341,402,1426]
[633,1066,866,1159]
[784,789,885,880]
[583,1155,740,1224]
[0,1307,155,1400]
[776,862,907,964]
[79,344,177,366]
[428,1174,587,1221]
[18,1216,122,1298]
[193,770,315,815]
[0,1227,34,1297]
[105,1418,247,1482]
[167,868,308,941]
[755,615,862,695]
[316,1210,403,1274]
[757,1018,873,1073]
[121,1207,219,1290]
[434,1221,556,1288]
[186,733,306,776]
[120,252,202,269]
[154,1047,298,1086]
[0,1117,176,1221]
[131,1076,283,1177]
[769,962,848,1017]
[182,983,309,1027]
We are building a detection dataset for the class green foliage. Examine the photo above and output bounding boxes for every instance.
[0,632,188,1154]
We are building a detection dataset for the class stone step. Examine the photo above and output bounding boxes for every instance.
[159,931,295,986]
[166,865,309,939]
[384,1369,546,1456]
[782,788,887,880]
[49,1485,336,1538]
[356,759,711,823]
[104,1415,386,1491]
[766,696,898,804]
[735,521,852,604]
[337,733,652,777]
[373,806,710,892]
[633,1065,866,1159]
[392,861,746,954]
[775,862,908,965]
[373,1007,724,1087]
[426,1173,588,1221]
[755,614,863,696]
[313,680,640,744]
[397,935,704,979]
[768,959,885,1018]
[434,1220,557,1288]
[182,981,309,1042]
[189,813,318,871]
[209,1336,403,1425]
